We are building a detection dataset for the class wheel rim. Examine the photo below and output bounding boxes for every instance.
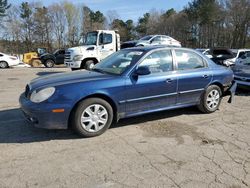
[46,61,53,67]
[80,104,108,133]
[0,62,6,68]
[89,63,94,69]
[206,89,220,109]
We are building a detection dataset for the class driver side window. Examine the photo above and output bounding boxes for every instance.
[138,50,173,74]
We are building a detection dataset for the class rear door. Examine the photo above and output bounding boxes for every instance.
[174,49,212,104]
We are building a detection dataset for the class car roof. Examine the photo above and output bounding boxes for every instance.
[122,45,190,52]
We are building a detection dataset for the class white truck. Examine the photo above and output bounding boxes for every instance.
[65,30,120,70]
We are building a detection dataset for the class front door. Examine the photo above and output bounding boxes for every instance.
[124,49,178,116]
[174,49,212,104]
[99,32,115,60]
[55,50,65,64]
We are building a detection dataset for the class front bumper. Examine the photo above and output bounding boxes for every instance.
[19,93,70,129]
[64,60,81,68]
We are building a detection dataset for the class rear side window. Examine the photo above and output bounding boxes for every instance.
[175,50,206,70]
[99,33,112,45]
[0,54,3,57]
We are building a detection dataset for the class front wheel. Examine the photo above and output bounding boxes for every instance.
[84,60,95,70]
[198,85,222,113]
[72,98,113,137]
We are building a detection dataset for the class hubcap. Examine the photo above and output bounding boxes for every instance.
[47,61,53,67]
[206,89,220,109]
[0,62,5,68]
[80,104,108,133]
[89,63,94,69]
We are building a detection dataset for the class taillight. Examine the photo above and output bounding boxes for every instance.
[10,57,17,60]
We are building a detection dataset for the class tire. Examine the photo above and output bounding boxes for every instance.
[198,85,222,113]
[72,98,113,137]
[84,60,95,70]
[44,59,55,68]
[0,61,8,68]
[31,60,42,67]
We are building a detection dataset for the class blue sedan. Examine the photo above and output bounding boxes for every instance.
[20,46,234,137]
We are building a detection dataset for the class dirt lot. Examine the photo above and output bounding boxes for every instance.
[0,67,250,188]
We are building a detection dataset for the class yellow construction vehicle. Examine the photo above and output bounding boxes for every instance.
[23,48,47,67]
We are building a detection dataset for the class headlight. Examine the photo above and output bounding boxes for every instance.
[73,55,83,61]
[30,87,55,103]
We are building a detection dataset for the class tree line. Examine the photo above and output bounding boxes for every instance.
[0,0,249,54]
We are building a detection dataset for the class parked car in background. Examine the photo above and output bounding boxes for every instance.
[0,52,20,68]
[232,52,250,88]
[40,49,65,68]
[224,49,250,66]
[121,35,181,49]
[208,48,235,66]
[20,46,234,137]
[195,49,213,58]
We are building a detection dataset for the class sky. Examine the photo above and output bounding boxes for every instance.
[8,0,192,21]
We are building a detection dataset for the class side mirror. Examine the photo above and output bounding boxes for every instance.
[135,66,151,76]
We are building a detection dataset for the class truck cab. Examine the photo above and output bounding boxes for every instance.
[65,30,120,70]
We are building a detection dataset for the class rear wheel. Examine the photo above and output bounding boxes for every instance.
[0,61,8,68]
[198,85,222,113]
[44,59,55,68]
[72,98,113,137]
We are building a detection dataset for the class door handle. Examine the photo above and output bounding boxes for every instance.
[203,75,209,79]
[166,78,172,83]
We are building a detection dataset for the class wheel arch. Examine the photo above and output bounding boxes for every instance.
[68,93,118,128]
[207,81,224,94]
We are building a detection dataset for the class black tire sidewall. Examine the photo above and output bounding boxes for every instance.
[201,85,222,113]
[72,98,113,137]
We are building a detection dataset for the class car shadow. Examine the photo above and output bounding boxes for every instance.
[0,108,79,144]
[0,107,201,144]
[236,88,250,96]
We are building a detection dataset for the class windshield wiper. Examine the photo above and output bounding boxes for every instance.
[92,68,107,74]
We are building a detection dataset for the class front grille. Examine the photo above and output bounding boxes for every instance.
[25,84,30,98]
[64,51,72,62]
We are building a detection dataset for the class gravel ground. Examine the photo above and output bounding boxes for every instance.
[0,67,250,188]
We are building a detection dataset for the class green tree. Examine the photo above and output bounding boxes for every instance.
[136,13,150,36]
[0,0,10,17]
[20,2,33,51]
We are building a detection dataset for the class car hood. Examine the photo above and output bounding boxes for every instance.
[29,70,115,90]
[122,40,138,44]
[67,45,96,54]
[233,65,250,77]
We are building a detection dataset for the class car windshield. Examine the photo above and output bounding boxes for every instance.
[85,32,98,45]
[53,50,59,55]
[140,36,153,41]
[93,50,144,75]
